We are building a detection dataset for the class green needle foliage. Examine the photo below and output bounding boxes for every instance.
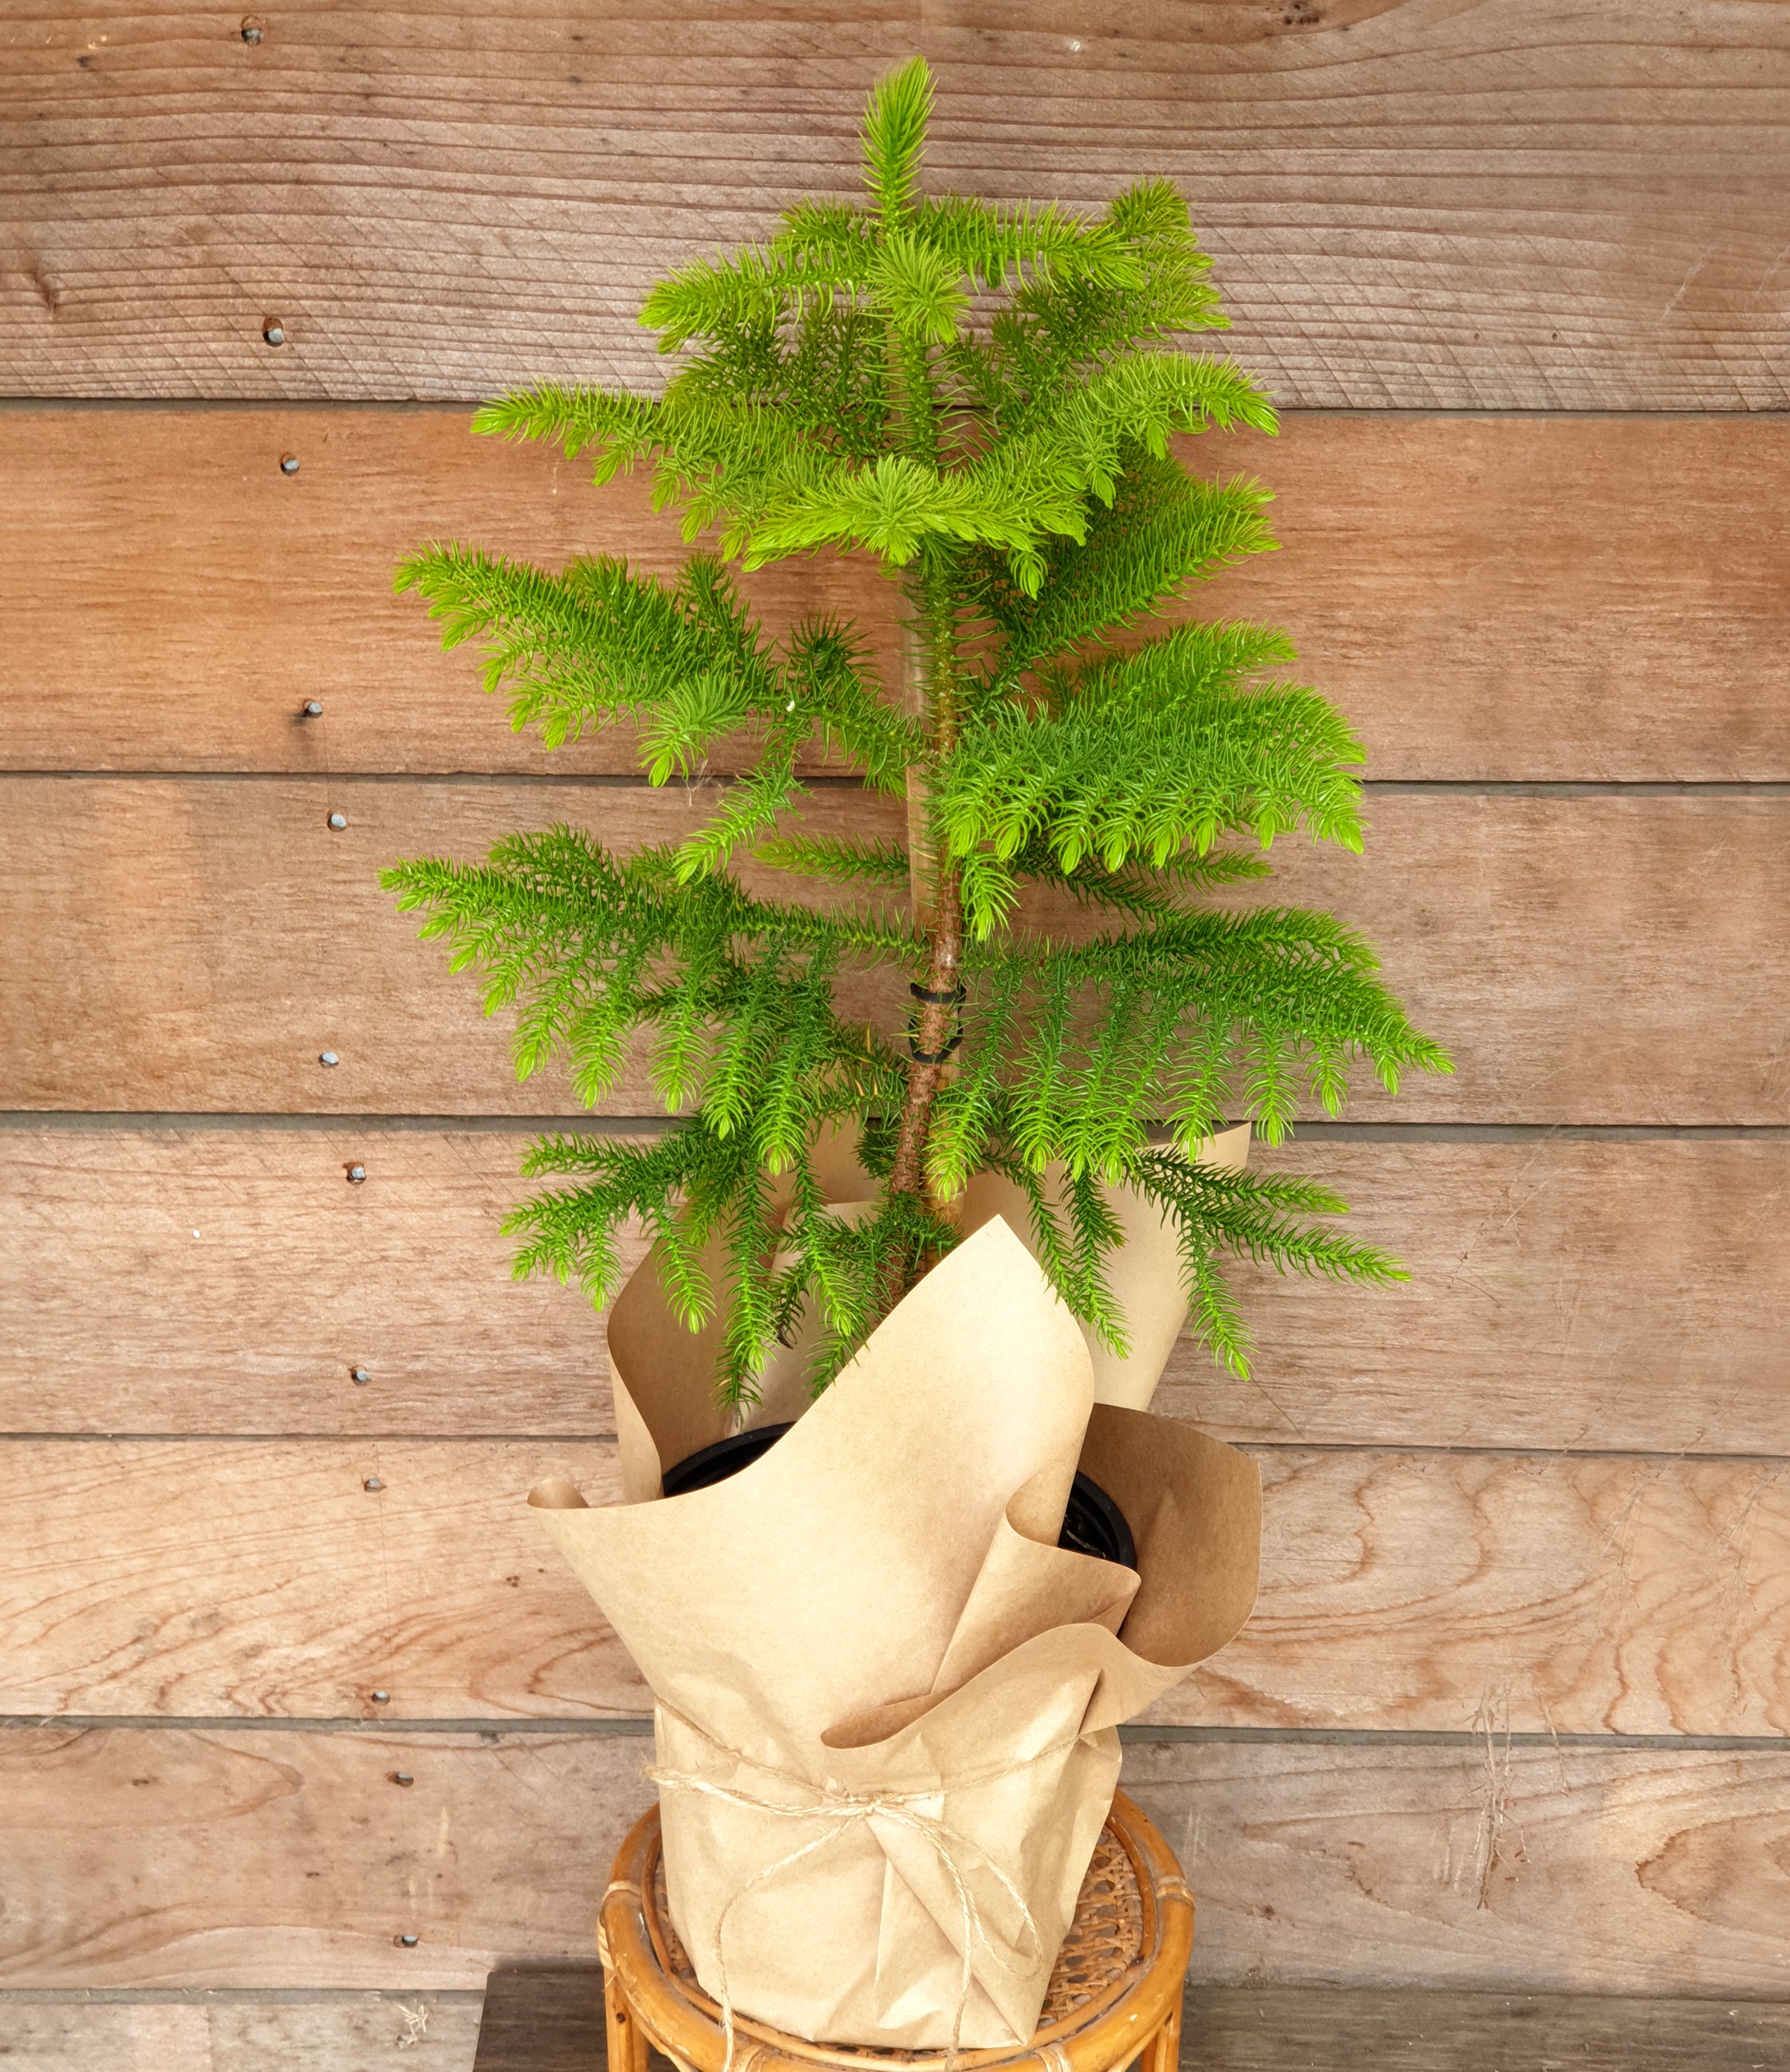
[386,57,1452,1403]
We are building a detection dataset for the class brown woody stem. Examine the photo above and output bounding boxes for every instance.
[886,557,962,1227]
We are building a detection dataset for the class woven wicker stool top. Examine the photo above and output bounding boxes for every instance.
[599,1789,1194,2072]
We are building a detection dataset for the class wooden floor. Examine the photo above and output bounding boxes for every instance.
[468,1969,1790,2072]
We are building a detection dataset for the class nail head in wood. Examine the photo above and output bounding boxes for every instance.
[279,454,299,475]
[241,18,265,43]
[350,1366,372,1385]
[397,1934,420,1947]
[369,1690,390,1704]
[301,699,323,718]
[392,1771,415,1786]
[327,811,347,829]
[318,1050,339,1067]
[346,1164,366,1184]
[364,1476,384,1492]
[261,318,283,344]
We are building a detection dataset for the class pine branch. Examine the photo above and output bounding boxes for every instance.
[472,384,662,481]
[1126,1151,1410,1376]
[393,546,779,757]
[914,195,1145,295]
[967,463,1279,687]
[861,56,932,225]
[936,632,1367,926]
[780,614,923,788]
[752,833,913,887]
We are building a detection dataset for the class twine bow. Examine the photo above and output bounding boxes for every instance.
[646,1720,1085,2072]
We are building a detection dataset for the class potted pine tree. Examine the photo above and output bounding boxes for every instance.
[387,55,1448,2054]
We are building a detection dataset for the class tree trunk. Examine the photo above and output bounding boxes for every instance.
[887,564,963,1218]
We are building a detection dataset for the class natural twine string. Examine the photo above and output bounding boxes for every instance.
[645,1722,1088,2072]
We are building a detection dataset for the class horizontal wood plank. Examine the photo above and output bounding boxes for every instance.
[1,1439,640,1723]
[469,1969,1790,2072]
[474,1969,600,2072]
[4,411,1786,783]
[0,2002,213,2071]
[4,780,1788,1122]
[1123,1738,1790,1995]
[4,3,1788,408]
[0,409,889,778]
[5,1727,1787,1991]
[5,1437,1787,1735]
[12,1978,1783,2072]
[0,1726,655,1989]
[1172,1987,1790,2072]
[6,1129,1787,1455]
[0,1994,482,2070]
[1207,1448,1790,1739]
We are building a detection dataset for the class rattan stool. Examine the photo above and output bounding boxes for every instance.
[598,1790,1193,2072]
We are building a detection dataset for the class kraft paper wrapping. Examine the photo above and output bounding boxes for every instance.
[530,1132,1260,2053]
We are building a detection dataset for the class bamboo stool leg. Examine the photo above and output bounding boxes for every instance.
[1144,1991,1182,2072]
[605,1970,651,2072]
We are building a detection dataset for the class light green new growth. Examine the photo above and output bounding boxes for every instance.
[385,57,1451,1401]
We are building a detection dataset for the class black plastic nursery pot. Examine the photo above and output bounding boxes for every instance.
[661,1424,1137,1570]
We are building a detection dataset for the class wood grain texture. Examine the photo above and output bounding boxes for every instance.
[5,3,1788,408]
[8,1981,1790,2072]
[468,1969,1790,2072]
[1123,1738,1790,1995]
[5,1437,1787,1735]
[5,779,1788,1122]
[5,410,1787,783]
[1171,1988,1790,2072]
[0,1126,630,1437]
[0,2002,214,2071]
[0,1994,482,2070]
[474,1969,600,2072]
[0,408,889,778]
[0,1725,659,1990]
[1211,1450,1790,1738]
[5,1727,1788,1991]
[1156,1136,1790,1456]
[0,1439,641,1722]
[7,1129,1788,1455]
[1173,1986,1790,2072]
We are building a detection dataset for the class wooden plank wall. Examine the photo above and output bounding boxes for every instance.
[4,2,1788,2064]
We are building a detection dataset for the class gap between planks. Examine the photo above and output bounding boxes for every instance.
[5,1114,1788,1140]
[0,1985,484,2004]
[5,769,1790,796]
[3,1432,1787,1466]
[5,400,1790,422]
[4,1716,1785,1751]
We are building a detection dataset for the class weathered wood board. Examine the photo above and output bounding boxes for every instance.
[11,1977,1784,2072]
[0,1992,483,2070]
[1122,1737,1790,1995]
[1,1439,639,1723]
[7,1128,1787,1456]
[6,1438,1787,1735]
[4,1727,1787,1991]
[4,779,1787,1122]
[474,1970,601,2072]
[467,1969,1790,2072]
[1172,1988,1790,2072]
[5,410,1787,783]
[0,408,886,779]
[0,1724,659,1990]
[5,2,1787,409]
[0,1125,620,1438]
[1177,1980,1790,2072]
